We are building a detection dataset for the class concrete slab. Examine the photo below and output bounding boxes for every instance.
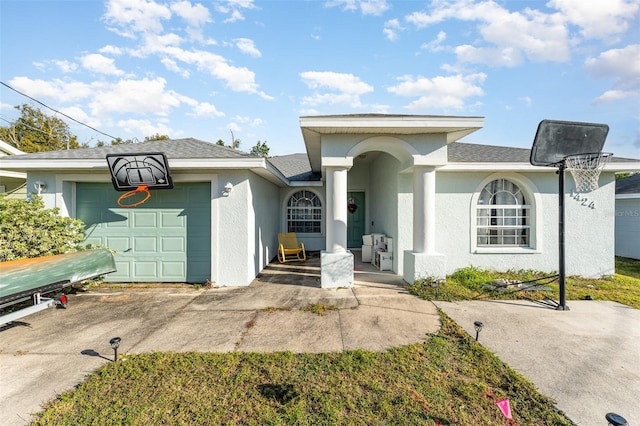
[237,310,344,353]
[435,300,640,426]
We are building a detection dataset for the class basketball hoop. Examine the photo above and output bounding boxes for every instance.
[117,185,151,208]
[564,152,612,192]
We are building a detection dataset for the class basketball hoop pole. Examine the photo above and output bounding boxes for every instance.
[557,162,568,310]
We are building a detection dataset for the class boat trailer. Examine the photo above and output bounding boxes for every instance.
[0,249,116,325]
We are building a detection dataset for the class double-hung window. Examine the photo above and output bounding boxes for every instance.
[476,179,530,247]
[287,190,322,233]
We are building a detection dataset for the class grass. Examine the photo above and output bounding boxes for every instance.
[407,257,640,309]
[33,313,572,425]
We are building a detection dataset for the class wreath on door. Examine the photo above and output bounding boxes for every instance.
[347,196,358,213]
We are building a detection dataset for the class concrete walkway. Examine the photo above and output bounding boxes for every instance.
[0,253,440,425]
[435,299,640,426]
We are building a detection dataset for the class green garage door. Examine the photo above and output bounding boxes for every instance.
[77,182,211,283]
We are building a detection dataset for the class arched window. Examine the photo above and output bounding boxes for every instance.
[287,190,322,233]
[476,179,530,247]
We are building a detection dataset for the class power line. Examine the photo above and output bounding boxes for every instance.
[0,80,118,140]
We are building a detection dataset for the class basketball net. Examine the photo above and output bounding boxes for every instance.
[117,185,151,208]
[564,152,612,193]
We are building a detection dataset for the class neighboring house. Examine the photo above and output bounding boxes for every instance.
[1,114,639,287]
[0,140,27,198]
[615,173,640,260]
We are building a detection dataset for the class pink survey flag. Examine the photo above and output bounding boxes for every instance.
[496,398,513,419]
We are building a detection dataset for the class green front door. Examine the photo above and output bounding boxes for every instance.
[347,192,365,249]
[76,182,211,283]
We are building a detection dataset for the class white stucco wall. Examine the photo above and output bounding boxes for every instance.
[615,196,640,260]
[435,171,615,277]
[247,171,280,275]
[367,153,402,271]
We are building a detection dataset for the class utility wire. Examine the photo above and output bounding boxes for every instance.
[0,80,118,140]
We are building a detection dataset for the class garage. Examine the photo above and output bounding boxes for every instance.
[76,182,211,283]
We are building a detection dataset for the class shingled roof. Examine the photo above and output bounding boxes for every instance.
[3,138,253,160]
[616,173,640,194]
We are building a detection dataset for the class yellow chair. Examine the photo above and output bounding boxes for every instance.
[277,232,306,263]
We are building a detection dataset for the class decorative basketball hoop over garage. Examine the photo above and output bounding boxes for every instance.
[530,120,610,310]
[106,152,174,207]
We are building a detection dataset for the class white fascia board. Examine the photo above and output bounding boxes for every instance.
[0,170,27,178]
[300,115,484,131]
[0,159,108,170]
[605,162,640,172]
[438,163,549,172]
[616,193,640,199]
[0,140,25,155]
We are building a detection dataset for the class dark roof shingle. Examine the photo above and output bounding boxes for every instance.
[4,138,254,160]
[616,173,640,194]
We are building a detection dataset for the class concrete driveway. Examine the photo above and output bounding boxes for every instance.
[0,254,440,425]
[435,299,640,426]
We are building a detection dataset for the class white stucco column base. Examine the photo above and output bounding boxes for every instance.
[403,251,446,283]
[320,250,354,288]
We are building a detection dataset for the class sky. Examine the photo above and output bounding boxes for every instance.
[1,0,639,159]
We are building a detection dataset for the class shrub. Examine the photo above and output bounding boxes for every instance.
[0,196,87,261]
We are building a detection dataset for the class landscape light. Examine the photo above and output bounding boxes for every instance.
[473,321,484,342]
[109,337,121,361]
[605,412,628,426]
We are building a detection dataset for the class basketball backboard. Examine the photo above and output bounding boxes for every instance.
[106,152,173,191]
[530,120,609,167]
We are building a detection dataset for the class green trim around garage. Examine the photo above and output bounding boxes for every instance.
[76,182,211,283]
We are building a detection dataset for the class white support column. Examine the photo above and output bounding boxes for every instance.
[321,166,353,288]
[325,166,348,253]
[413,166,437,253]
[404,165,445,282]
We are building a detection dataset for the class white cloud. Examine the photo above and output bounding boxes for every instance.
[234,38,261,57]
[387,73,486,110]
[8,77,93,103]
[80,53,125,76]
[54,60,78,73]
[326,0,389,16]
[383,19,401,41]
[117,117,174,137]
[87,77,182,117]
[99,45,124,55]
[162,46,271,98]
[103,0,172,37]
[215,0,257,23]
[170,0,211,27]
[586,44,640,104]
[160,57,190,77]
[548,0,639,40]
[188,101,225,118]
[421,31,447,52]
[592,89,639,105]
[405,0,571,66]
[300,71,374,107]
[585,45,640,84]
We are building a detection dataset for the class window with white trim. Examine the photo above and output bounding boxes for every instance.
[476,179,530,247]
[287,190,322,233]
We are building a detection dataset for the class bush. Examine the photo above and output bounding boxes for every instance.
[0,196,87,261]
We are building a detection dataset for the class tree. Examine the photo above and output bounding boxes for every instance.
[144,134,170,142]
[250,140,270,157]
[0,104,86,152]
[0,196,87,261]
[95,134,170,146]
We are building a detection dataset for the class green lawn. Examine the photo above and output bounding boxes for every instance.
[34,314,572,425]
[34,257,640,425]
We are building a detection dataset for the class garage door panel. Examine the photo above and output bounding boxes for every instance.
[133,211,157,227]
[134,237,157,252]
[161,236,185,252]
[76,182,211,283]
